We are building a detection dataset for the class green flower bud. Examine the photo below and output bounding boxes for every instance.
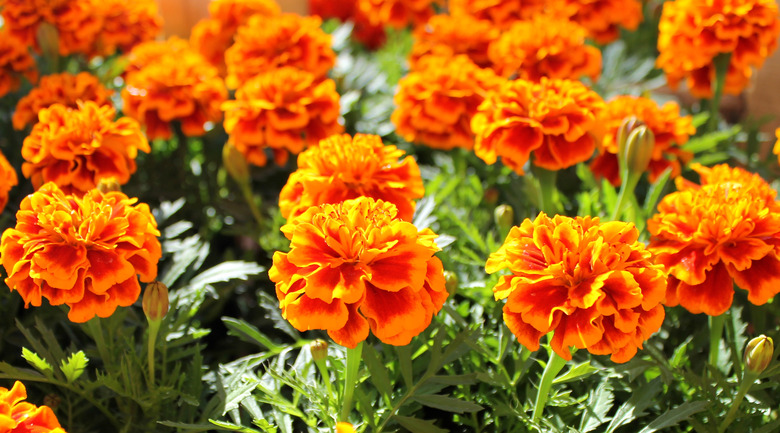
[744,335,773,374]
[223,141,250,186]
[444,271,458,296]
[494,204,515,233]
[310,339,329,362]
[96,177,121,193]
[142,281,169,322]
[617,117,655,176]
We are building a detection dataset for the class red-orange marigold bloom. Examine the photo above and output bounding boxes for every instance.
[0,150,18,214]
[0,381,66,433]
[590,96,696,186]
[224,13,335,89]
[0,29,38,98]
[448,0,546,27]
[122,38,227,140]
[657,0,780,98]
[90,0,162,57]
[21,102,150,196]
[0,183,162,323]
[393,55,503,150]
[552,0,643,44]
[0,0,102,56]
[648,164,780,316]
[12,72,113,130]
[279,133,425,221]
[471,77,605,174]
[357,0,439,28]
[269,197,448,348]
[222,67,342,167]
[486,213,666,363]
[409,13,499,69]
[488,15,602,82]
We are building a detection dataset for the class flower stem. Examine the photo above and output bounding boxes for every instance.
[718,371,759,433]
[709,313,726,370]
[339,342,363,422]
[707,54,731,133]
[239,182,263,228]
[314,356,335,405]
[147,319,162,389]
[87,318,111,370]
[532,349,568,423]
[611,174,640,222]
[533,166,558,215]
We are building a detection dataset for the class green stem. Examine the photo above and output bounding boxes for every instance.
[611,173,641,222]
[707,54,731,133]
[314,357,335,405]
[709,313,727,370]
[87,318,111,370]
[718,371,759,433]
[239,182,263,227]
[532,349,568,423]
[339,342,363,422]
[533,166,558,215]
[147,319,162,388]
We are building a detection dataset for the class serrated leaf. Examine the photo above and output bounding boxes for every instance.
[60,350,88,383]
[605,379,662,433]
[637,401,709,433]
[553,361,599,385]
[222,317,283,353]
[412,394,483,413]
[580,381,614,433]
[393,415,448,433]
[188,261,265,289]
[208,419,262,432]
[362,343,392,401]
[21,348,53,375]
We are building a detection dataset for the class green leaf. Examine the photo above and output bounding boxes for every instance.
[393,415,448,433]
[580,381,614,433]
[208,419,262,433]
[222,317,283,353]
[553,361,599,384]
[412,394,483,413]
[22,348,53,375]
[396,345,413,389]
[362,343,393,401]
[637,401,709,433]
[59,350,88,383]
[605,379,662,433]
[643,168,672,217]
[188,261,265,290]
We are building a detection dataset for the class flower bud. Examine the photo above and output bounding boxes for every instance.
[223,142,250,186]
[744,335,773,374]
[444,270,458,296]
[494,204,515,233]
[310,339,328,362]
[617,117,655,176]
[96,177,121,193]
[36,22,59,61]
[142,281,169,322]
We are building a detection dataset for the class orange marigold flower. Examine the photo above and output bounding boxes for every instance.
[0,0,102,56]
[222,67,342,167]
[486,213,666,363]
[648,164,780,316]
[590,96,696,186]
[0,29,38,98]
[122,38,227,140]
[336,422,356,433]
[89,0,162,57]
[12,72,112,130]
[551,0,643,44]
[124,37,192,75]
[224,13,335,89]
[488,15,602,81]
[393,55,503,150]
[279,133,425,221]
[0,183,162,322]
[448,0,546,28]
[269,197,448,348]
[409,13,499,69]
[657,0,780,98]
[0,150,19,214]
[0,381,66,433]
[357,0,440,28]
[471,77,605,174]
[21,102,150,196]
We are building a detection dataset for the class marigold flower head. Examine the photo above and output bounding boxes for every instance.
[409,13,499,69]
[122,38,227,140]
[488,15,602,82]
[279,133,425,221]
[0,150,18,214]
[657,0,780,98]
[0,381,66,433]
[486,213,666,362]
[0,0,102,56]
[269,197,448,348]
[21,102,150,196]
[0,29,38,98]
[224,13,335,89]
[222,67,342,167]
[12,72,113,130]
[551,0,643,44]
[472,77,605,174]
[648,164,780,316]
[357,0,439,28]
[448,0,546,27]
[89,0,162,57]
[590,96,695,186]
[1,183,162,322]
[393,55,503,150]
[336,422,357,433]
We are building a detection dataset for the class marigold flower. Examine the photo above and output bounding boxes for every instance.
[0,150,18,214]
[336,422,357,433]
[393,55,503,150]
[657,0,780,98]
[448,0,546,27]
[224,13,335,89]
[89,0,162,57]
[551,0,643,44]
[409,13,499,69]
[357,0,439,28]
[21,102,150,196]
[269,197,448,348]
[222,67,342,167]
[122,38,227,140]
[12,72,112,130]
[488,15,602,82]
[590,96,695,186]
[471,77,605,174]
[0,0,102,56]
[1,183,162,322]
[648,164,780,316]
[486,213,666,362]
[0,29,38,98]
[279,133,424,221]
[0,381,66,433]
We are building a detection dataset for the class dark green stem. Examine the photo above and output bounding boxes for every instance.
[709,313,727,370]
[718,371,759,433]
[533,166,559,215]
[707,54,731,132]
[532,349,568,422]
[339,342,363,422]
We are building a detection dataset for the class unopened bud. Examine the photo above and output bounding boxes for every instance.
[617,117,655,176]
[36,22,60,58]
[744,335,773,374]
[223,141,250,186]
[310,339,328,362]
[96,177,121,193]
[494,204,514,232]
[444,271,458,296]
[142,281,169,322]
